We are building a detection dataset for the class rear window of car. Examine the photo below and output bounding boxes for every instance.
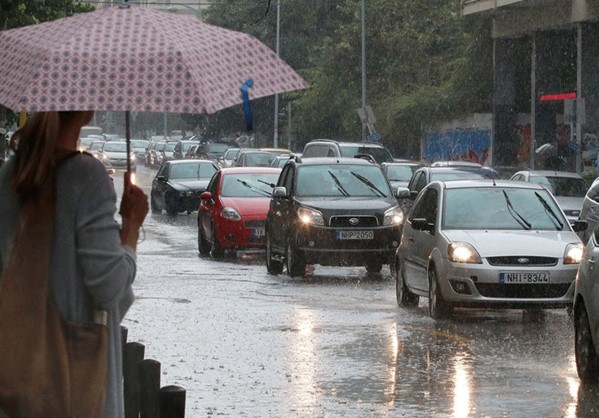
[296,164,391,198]
[169,162,216,180]
[339,146,394,164]
[443,187,566,231]
[207,143,230,152]
[529,175,588,198]
[385,165,418,181]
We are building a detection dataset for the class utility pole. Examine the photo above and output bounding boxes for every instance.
[360,0,367,142]
[273,0,281,147]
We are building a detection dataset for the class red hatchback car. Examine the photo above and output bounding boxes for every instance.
[197,167,282,258]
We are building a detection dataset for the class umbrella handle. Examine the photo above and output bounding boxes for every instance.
[125,110,132,173]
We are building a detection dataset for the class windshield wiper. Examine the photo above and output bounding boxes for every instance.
[535,192,564,230]
[327,171,350,197]
[502,190,531,230]
[236,179,271,197]
[350,171,386,197]
[256,179,276,188]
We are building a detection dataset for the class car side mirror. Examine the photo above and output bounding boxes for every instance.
[273,186,287,198]
[572,219,588,233]
[156,175,166,181]
[200,191,212,200]
[395,187,410,199]
[411,217,434,233]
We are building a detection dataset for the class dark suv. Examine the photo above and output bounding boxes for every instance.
[265,157,404,277]
[302,139,394,164]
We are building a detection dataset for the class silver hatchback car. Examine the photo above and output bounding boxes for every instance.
[394,180,586,319]
[574,224,599,383]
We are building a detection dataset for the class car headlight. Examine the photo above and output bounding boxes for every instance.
[447,242,482,264]
[383,206,404,226]
[220,207,241,221]
[298,207,324,226]
[564,243,584,264]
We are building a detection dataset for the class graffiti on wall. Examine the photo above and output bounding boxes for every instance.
[424,130,490,164]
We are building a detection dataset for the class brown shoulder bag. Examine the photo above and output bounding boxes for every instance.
[0,173,108,417]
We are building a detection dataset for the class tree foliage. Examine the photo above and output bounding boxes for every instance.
[203,0,493,154]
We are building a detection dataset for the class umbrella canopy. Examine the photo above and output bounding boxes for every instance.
[535,143,558,157]
[0,4,308,114]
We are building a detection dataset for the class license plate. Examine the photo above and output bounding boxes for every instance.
[499,272,550,284]
[252,228,265,237]
[336,230,374,240]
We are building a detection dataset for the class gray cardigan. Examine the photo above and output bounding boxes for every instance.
[0,153,136,417]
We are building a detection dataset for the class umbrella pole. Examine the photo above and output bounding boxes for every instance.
[125,110,131,173]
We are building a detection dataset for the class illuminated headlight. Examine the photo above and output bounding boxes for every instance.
[564,243,584,264]
[100,153,108,160]
[447,242,482,264]
[383,207,404,226]
[220,207,241,221]
[298,207,324,226]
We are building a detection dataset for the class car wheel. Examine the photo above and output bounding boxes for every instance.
[210,223,225,258]
[575,303,599,383]
[365,260,383,274]
[266,233,283,275]
[150,193,161,214]
[428,266,450,319]
[395,261,419,308]
[197,221,211,256]
[286,240,306,277]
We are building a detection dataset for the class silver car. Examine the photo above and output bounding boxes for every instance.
[574,224,599,383]
[394,180,586,319]
[578,176,599,245]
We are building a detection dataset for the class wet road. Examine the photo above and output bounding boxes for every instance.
[119,166,599,417]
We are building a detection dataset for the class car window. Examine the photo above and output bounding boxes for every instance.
[410,188,438,223]
[157,163,168,177]
[168,163,212,180]
[165,142,177,152]
[220,173,280,197]
[295,164,390,197]
[302,144,328,158]
[207,171,220,195]
[385,165,417,181]
[414,172,427,193]
[245,153,276,167]
[587,178,599,200]
[339,145,394,163]
[529,175,588,197]
[443,187,567,231]
[104,142,127,152]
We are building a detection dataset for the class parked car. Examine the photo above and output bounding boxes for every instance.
[381,161,425,190]
[270,154,296,168]
[574,223,599,383]
[302,139,394,164]
[232,150,278,167]
[150,160,218,215]
[265,157,404,276]
[394,180,586,319]
[400,166,499,214]
[149,141,168,168]
[510,170,588,224]
[579,176,599,244]
[102,141,135,169]
[197,167,282,258]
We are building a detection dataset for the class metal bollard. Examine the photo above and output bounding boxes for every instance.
[123,341,145,418]
[159,385,186,418]
[138,359,161,418]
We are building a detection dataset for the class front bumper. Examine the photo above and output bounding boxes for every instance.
[437,259,577,308]
[166,191,202,213]
[294,224,402,266]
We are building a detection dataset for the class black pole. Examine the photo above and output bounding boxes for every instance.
[126,110,131,172]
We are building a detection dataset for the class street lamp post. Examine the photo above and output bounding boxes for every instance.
[273,0,281,148]
[361,0,367,142]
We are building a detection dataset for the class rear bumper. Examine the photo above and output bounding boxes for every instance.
[217,216,267,249]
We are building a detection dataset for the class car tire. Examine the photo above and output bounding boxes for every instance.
[575,303,599,383]
[428,266,451,319]
[395,261,419,308]
[365,260,383,274]
[266,233,283,275]
[210,223,225,258]
[198,222,211,256]
[286,240,306,277]
[150,193,161,214]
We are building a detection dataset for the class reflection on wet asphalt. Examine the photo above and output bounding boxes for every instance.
[120,167,599,417]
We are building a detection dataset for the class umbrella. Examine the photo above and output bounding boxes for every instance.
[0,3,309,170]
[535,143,558,157]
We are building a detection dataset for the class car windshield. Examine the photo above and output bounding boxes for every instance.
[165,143,177,152]
[385,165,419,181]
[296,164,391,197]
[245,152,276,167]
[90,142,105,151]
[221,173,280,197]
[339,146,394,163]
[207,143,230,153]
[443,187,567,231]
[104,143,127,152]
[169,163,216,180]
[181,142,197,152]
[529,175,588,197]
[224,149,240,160]
[431,169,497,182]
[130,140,149,149]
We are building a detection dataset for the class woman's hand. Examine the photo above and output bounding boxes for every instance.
[119,171,149,250]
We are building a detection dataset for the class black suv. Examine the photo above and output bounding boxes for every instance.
[265,157,404,277]
[302,139,394,164]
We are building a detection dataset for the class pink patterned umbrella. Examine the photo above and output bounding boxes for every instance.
[0,4,308,114]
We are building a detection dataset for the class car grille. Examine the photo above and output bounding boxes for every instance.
[486,256,558,266]
[244,220,265,228]
[475,283,571,298]
[329,216,379,227]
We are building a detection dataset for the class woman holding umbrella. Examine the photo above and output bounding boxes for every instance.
[0,111,148,417]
